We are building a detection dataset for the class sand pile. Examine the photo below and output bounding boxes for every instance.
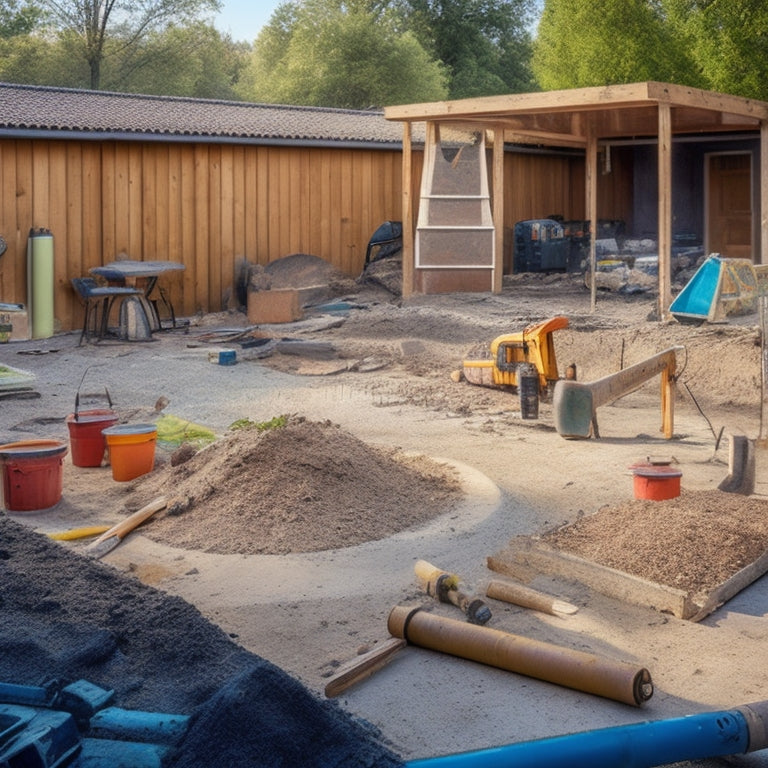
[131,417,462,555]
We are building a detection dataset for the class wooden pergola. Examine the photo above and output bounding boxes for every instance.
[385,81,768,318]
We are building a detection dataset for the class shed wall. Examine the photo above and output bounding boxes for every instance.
[0,139,411,333]
[0,138,626,332]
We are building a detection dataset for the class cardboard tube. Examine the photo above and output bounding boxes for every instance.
[388,606,652,706]
[485,579,578,615]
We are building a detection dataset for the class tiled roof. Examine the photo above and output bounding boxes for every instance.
[0,82,411,146]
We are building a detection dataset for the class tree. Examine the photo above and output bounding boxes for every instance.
[0,0,44,37]
[102,22,250,98]
[664,0,768,101]
[239,0,448,108]
[532,0,703,90]
[401,0,538,98]
[39,0,222,89]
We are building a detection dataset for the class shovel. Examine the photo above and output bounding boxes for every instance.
[85,497,167,559]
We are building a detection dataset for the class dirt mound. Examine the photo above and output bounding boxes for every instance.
[0,515,403,767]
[132,417,462,555]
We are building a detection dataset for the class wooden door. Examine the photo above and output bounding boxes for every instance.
[707,153,753,260]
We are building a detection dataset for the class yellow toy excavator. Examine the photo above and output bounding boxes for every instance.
[462,316,569,397]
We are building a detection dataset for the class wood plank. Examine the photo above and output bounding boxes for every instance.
[194,144,209,312]
[401,124,414,297]
[231,145,246,264]
[488,534,768,623]
[142,145,158,258]
[255,147,270,263]
[657,103,672,320]
[64,142,83,329]
[179,145,196,313]
[762,121,768,267]
[127,144,143,257]
[487,538,693,620]
[219,145,235,308]
[101,143,117,260]
[586,130,598,311]
[492,125,504,293]
[208,145,222,311]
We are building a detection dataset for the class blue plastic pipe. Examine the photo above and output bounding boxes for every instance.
[406,701,768,768]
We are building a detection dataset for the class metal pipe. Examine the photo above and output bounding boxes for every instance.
[405,700,768,768]
[387,606,652,707]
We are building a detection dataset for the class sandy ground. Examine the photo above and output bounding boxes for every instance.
[3,268,768,766]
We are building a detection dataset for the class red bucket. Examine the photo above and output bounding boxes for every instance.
[66,409,119,467]
[631,464,682,501]
[0,439,68,512]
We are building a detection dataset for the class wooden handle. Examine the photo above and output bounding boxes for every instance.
[414,559,458,590]
[89,497,168,546]
[324,638,407,698]
[486,579,578,615]
[49,525,111,541]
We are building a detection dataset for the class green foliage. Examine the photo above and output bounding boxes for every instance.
[239,0,448,108]
[38,0,222,89]
[229,415,289,432]
[101,22,250,98]
[0,0,43,37]
[532,0,703,90]
[402,0,538,97]
[664,0,768,100]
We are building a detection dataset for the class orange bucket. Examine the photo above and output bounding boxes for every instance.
[0,439,68,511]
[102,423,157,482]
[631,464,682,501]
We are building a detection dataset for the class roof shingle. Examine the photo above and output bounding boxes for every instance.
[0,82,409,146]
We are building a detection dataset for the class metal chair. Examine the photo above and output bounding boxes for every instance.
[70,277,142,344]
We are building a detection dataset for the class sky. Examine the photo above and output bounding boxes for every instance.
[213,0,282,43]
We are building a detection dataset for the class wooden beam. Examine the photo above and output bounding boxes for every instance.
[658,103,673,320]
[646,81,768,122]
[492,125,505,293]
[385,82,658,123]
[762,121,768,266]
[401,122,414,298]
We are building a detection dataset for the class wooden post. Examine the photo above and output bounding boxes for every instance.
[492,125,505,294]
[658,103,673,320]
[586,131,598,312]
[401,122,414,298]
[761,121,768,267]
[661,364,676,440]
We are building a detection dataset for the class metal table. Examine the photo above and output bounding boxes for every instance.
[89,260,185,333]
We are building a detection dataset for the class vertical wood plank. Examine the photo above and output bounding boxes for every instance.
[194,144,209,313]
[128,144,143,257]
[101,143,116,260]
[142,145,158,258]
[255,147,270,263]
[180,145,197,312]
[761,121,768,266]
[492,126,505,293]
[208,145,222,311]
[658,103,673,319]
[401,123,414,297]
[585,130,598,312]
[219,145,235,308]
